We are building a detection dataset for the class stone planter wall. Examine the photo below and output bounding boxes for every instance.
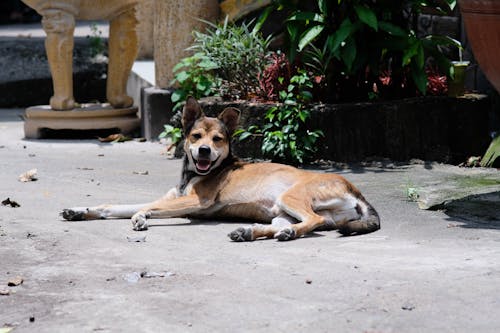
[200,95,491,163]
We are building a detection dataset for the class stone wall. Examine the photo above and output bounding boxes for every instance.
[199,95,491,163]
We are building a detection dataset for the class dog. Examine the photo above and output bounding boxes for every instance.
[62,97,380,241]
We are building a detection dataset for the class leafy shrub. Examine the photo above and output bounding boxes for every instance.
[170,52,220,112]
[236,69,323,164]
[189,17,272,99]
[273,0,459,102]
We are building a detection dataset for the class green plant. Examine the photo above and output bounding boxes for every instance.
[236,69,323,164]
[170,52,220,112]
[158,124,183,145]
[404,179,420,202]
[273,0,459,101]
[481,135,500,168]
[88,23,105,57]
[190,17,272,99]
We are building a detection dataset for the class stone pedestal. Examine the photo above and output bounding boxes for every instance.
[24,104,140,139]
[140,87,174,140]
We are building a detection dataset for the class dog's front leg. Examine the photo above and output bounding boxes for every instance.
[62,203,150,221]
[131,194,212,231]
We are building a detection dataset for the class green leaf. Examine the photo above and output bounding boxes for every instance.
[198,59,218,69]
[354,5,378,31]
[300,91,313,101]
[328,18,356,53]
[298,25,325,51]
[287,11,325,23]
[172,62,186,73]
[379,21,407,37]
[171,90,184,103]
[238,131,253,141]
[425,35,462,49]
[196,81,208,92]
[175,71,189,84]
[411,63,428,94]
[319,0,328,15]
[298,110,308,122]
[253,6,272,34]
[416,42,425,70]
[402,39,419,66]
[341,37,357,72]
[445,0,457,11]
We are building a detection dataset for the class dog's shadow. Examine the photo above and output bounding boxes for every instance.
[148,218,331,240]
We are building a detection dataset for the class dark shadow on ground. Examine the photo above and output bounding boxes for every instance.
[309,160,420,174]
[441,191,500,230]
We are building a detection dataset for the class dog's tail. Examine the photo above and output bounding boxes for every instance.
[337,196,380,236]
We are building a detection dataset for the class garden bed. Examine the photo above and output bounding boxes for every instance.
[199,94,491,163]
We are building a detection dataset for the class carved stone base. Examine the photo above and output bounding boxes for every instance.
[24,104,140,139]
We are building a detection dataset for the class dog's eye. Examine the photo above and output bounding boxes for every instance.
[192,133,202,140]
[213,136,223,142]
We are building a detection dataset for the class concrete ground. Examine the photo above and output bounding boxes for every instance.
[1,108,499,333]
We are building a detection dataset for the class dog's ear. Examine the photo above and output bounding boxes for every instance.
[218,107,240,134]
[182,96,204,131]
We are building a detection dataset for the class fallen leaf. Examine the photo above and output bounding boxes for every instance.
[18,169,37,182]
[1,198,20,208]
[98,134,131,143]
[7,276,23,286]
[401,303,415,311]
[140,271,175,278]
[126,236,146,242]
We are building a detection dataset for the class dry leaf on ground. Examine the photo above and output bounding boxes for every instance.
[98,134,131,143]
[1,198,20,208]
[7,276,23,286]
[19,168,37,182]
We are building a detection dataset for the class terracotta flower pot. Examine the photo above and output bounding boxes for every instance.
[459,0,500,93]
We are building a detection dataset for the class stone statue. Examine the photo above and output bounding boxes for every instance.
[21,0,140,110]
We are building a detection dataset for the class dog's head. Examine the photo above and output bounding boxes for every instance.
[182,96,240,175]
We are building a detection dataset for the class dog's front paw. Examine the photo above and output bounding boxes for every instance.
[228,227,253,242]
[274,227,296,241]
[131,212,149,231]
[61,208,86,221]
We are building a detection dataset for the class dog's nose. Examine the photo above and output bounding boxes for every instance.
[198,145,211,157]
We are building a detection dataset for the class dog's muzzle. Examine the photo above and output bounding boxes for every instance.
[193,145,217,174]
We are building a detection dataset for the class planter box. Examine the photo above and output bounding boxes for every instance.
[199,95,491,163]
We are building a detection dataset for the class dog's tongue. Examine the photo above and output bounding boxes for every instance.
[196,159,211,171]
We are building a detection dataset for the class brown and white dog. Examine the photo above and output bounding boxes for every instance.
[62,97,380,241]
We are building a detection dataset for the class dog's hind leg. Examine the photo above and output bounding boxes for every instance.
[61,203,149,221]
[228,215,297,242]
[273,189,327,241]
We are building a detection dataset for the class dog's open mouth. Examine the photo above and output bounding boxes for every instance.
[195,158,212,173]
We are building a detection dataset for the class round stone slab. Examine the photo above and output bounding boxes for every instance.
[24,104,140,139]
